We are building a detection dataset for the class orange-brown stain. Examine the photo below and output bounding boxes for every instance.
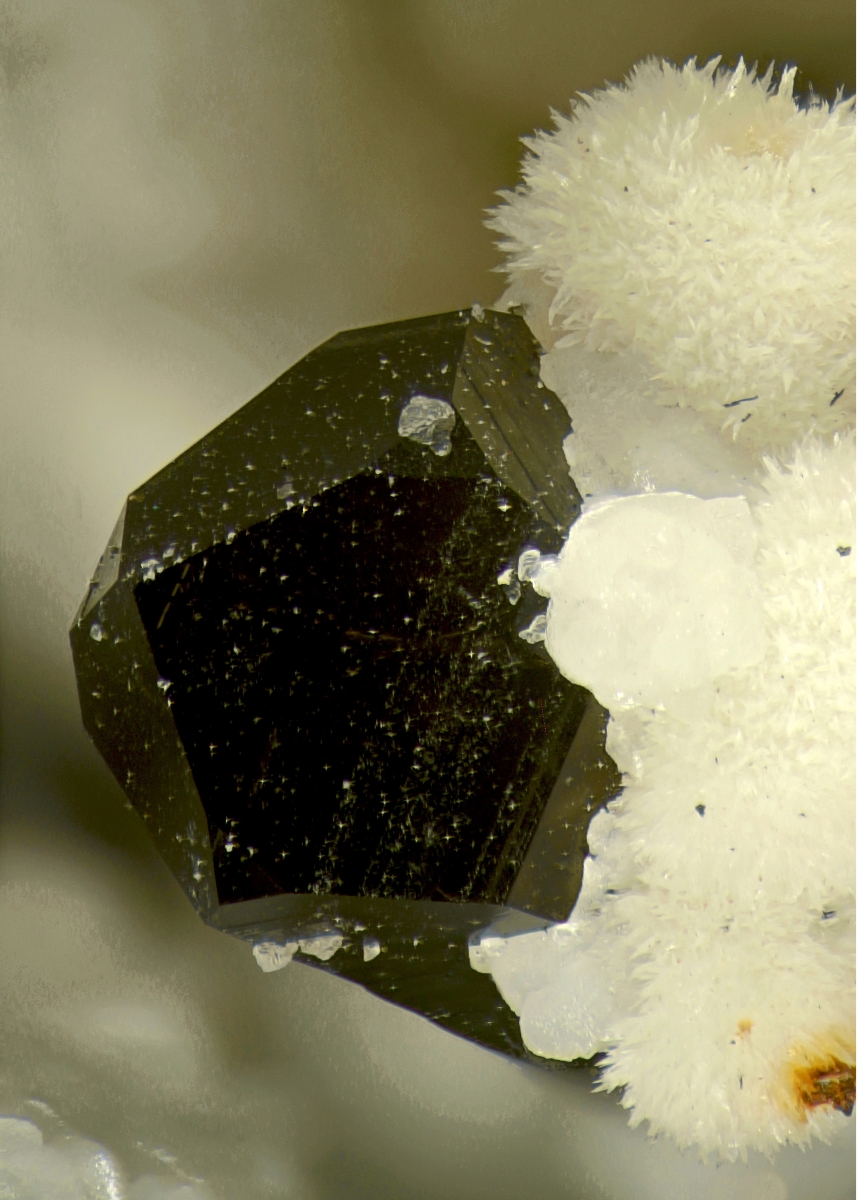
[784,1035,856,1121]
[737,1018,753,1038]
[792,1059,855,1118]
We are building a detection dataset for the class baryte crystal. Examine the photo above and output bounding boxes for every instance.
[70,308,621,1062]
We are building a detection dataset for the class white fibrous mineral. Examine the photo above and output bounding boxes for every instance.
[490,58,855,457]
[473,436,856,1157]
[473,54,856,1160]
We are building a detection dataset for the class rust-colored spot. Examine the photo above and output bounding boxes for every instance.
[737,1018,753,1038]
[791,1058,856,1119]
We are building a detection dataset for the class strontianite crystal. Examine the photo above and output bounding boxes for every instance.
[70,308,620,1061]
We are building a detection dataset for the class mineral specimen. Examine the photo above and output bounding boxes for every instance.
[480,56,856,1157]
[70,308,620,1061]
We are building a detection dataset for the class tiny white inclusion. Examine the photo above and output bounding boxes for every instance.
[362,936,382,962]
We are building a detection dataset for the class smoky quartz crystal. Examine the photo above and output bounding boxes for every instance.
[71,307,620,1062]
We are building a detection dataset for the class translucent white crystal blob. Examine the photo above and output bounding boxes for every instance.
[298,932,343,962]
[533,492,766,710]
[470,908,634,1062]
[0,1118,129,1200]
[252,940,299,972]
[397,395,456,456]
[517,612,547,644]
[362,936,382,962]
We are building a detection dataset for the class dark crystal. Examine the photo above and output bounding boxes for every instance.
[70,308,620,1063]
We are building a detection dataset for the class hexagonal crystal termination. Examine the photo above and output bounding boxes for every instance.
[70,308,620,1063]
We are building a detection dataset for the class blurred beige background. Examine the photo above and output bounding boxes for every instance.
[0,3,854,1198]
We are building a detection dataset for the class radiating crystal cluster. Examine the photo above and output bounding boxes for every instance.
[477,57,856,1157]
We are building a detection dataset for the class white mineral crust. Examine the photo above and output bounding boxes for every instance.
[471,433,856,1158]
[475,55,856,1160]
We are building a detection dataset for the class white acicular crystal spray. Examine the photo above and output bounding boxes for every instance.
[472,55,856,1160]
[490,58,855,455]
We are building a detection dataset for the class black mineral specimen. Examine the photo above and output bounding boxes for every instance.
[70,307,620,1063]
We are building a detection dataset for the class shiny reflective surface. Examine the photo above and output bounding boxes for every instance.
[69,309,624,1062]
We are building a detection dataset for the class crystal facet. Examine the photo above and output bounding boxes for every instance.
[70,309,621,1062]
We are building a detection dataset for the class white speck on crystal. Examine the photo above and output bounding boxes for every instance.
[362,937,381,962]
[252,941,299,973]
[517,613,547,644]
[299,933,344,962]
[397,395,456,457]
[517,548,542,581]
